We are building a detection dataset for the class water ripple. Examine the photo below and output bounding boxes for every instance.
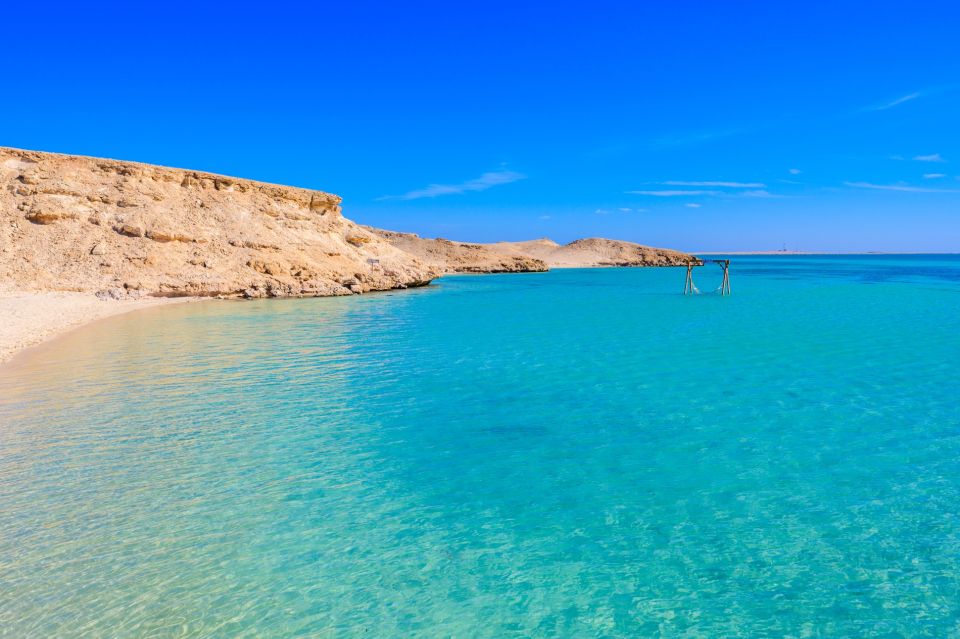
[2,258,960,637]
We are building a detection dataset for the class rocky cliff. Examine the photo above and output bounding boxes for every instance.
[369,228,549,273]
[1,147,441,298]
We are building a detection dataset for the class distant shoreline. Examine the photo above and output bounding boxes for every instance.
[694,251,960,256]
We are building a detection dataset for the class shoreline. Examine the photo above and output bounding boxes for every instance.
[0,292,199,365]
[693,251,960,256]
[4,251,953,364]
[0,270,634,364]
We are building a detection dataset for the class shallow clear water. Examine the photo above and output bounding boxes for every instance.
[2,255,960,637]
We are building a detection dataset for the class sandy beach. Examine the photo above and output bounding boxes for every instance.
[0,292,195,364]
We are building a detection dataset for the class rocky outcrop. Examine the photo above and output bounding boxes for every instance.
[1,147,442,298]
[484,237,699,268]
[368,228,549,273]
[373,231,699,272]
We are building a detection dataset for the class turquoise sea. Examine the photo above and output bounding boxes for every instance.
[2,255,960,637]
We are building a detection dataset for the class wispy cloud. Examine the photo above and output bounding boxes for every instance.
[685,203,702,208]
[594,208,611,215]
[627,189,721,197]
[661,180,765,188]
[538,215,551,220]
[377,170,526,200]
[914,153,946,163]
[864,92,920,111]
[628,186,789,200]
[740,189,786,198]
[923,173,946,179]
[845,181,960,193]
[628,184,793,200]
[789,168,802,175]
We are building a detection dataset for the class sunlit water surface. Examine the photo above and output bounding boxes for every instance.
[2,256,960,637]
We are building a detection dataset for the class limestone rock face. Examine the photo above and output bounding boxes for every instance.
[484,237,699,268]
[369,228,549,273]
[1,147,442,298]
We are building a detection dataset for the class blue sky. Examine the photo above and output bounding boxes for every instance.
[4,1,959,251]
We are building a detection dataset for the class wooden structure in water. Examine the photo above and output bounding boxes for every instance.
[683,259,731,296]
